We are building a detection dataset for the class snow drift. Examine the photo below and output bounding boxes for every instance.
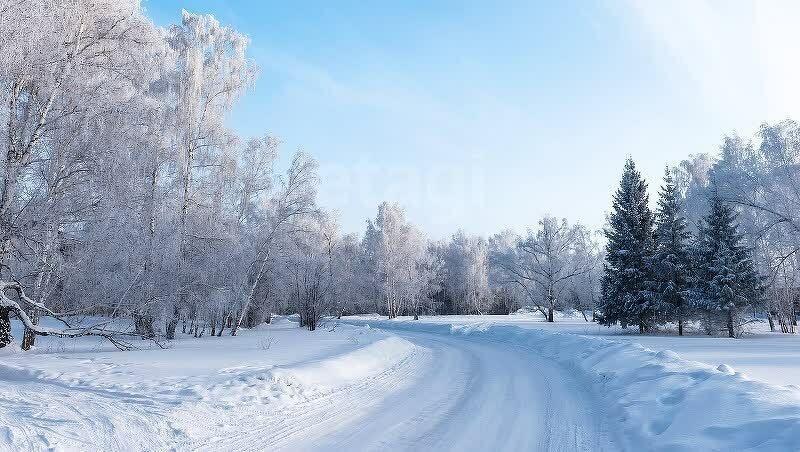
[166,335,418,414]
[345,318,800,451]
[272,335,415,389]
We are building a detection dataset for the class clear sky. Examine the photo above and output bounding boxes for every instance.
[143,0,800,239]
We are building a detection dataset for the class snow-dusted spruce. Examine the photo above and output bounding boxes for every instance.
[599,158,658,332]
[676,124,800,333]
[648,168,693,335]
[692,194,762,337]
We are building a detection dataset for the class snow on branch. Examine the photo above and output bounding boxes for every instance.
[0,281,163,351]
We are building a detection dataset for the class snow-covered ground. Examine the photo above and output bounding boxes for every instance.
[1,314,799,451]
[0,317,414,450]
[347,312,800,387]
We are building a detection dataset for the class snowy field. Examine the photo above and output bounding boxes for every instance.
[2,314,800,451]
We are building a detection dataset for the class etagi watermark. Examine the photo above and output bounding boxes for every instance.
[318,154,492,223]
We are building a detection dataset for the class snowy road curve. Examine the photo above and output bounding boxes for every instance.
[234,329,619,452]
[1,324,622,451]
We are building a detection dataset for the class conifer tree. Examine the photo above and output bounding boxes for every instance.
[693,194,761,338]
[599,158,656,332]
[650,168,692,335]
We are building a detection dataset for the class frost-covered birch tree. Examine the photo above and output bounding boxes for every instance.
[491,218,596,321]
[361,202,433,318]
[164,10,255,338]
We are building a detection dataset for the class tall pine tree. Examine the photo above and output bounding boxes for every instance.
[649,168,692,335]
[692,194,761,338]
[599,158,657,332]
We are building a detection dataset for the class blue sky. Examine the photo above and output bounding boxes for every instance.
[144,0,800,238]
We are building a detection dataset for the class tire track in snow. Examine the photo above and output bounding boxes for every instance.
[190,343,435,451]
[0,379,179,451]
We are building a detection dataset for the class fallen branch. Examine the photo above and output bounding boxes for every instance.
[1,281,165,351]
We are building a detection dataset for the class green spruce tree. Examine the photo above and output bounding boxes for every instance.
[650,168,692,335]
[599,158,657,332]
[693,194,761,338]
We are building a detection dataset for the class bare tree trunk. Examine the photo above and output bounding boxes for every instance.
[173,136,194,340]
[1,83,33,270]
[0,306,12,348]
[0,155,23,270]
[136,161,159,340]
[233,255,269,336]
[386,289,392,319]
[134,313,155,339]
[727,311,735,338]
[678,318,684,336]
[217,314,226,337]
[22,220,57,350]
[165,312,179,340]
[21,310,38,350]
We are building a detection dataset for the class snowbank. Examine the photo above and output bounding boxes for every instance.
[511,306,588,319]
[344,318,800,451]
[188,321,416,404]
[273,335,414,389]
[0,341,21,356]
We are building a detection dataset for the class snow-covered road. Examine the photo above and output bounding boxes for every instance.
[244,329,618,452]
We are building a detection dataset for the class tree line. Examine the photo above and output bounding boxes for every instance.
[336,202,601,322]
